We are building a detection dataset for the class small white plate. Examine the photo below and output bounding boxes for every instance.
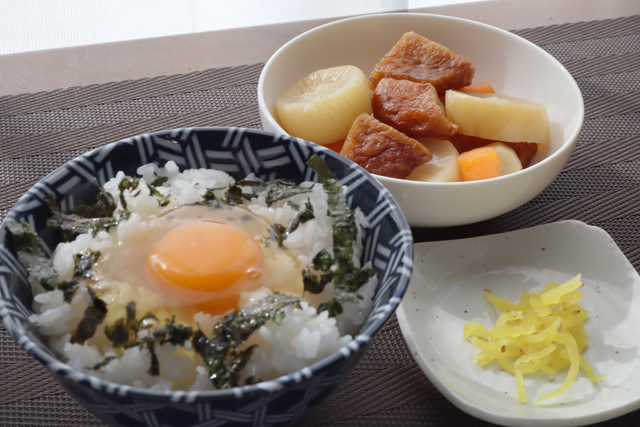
[397,220,640,426]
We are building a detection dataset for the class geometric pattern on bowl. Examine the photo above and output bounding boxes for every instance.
[0,127,413,426]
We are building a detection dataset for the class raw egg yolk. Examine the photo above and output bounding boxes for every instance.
[145,221,264,315]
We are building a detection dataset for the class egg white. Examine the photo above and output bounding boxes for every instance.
[91,203,305,326]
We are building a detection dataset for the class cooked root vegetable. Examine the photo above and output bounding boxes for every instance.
[458,81,495,94]
[406,138,462,182]
[449,133,539,169]
[445,90,551,145]
[275,65,373,145]
[487,142,523,176]
[324,139,346,153]
[457,146,501,181]
[274,32,552,181]
[463,275,606,404]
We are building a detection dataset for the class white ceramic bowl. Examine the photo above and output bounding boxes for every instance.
[257,13,584,228]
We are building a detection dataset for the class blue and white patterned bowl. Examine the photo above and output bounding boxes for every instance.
[0,127,413,426]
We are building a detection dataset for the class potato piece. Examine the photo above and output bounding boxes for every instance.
[406,138,461,182]
[275,65,372,145]
[445,90,551,144]
[487,142,523,176]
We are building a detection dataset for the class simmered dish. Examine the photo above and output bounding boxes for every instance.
[275,31,551,182]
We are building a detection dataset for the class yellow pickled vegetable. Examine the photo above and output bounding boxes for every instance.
[463,274,606,404]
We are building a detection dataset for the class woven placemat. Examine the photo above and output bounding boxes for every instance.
[1,14,640,426]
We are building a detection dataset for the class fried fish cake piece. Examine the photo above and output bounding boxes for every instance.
[370,31,475,96]
[340,113,432,179]
[372,77,458,139]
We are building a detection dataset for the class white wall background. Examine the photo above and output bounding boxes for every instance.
[0,0,487,55]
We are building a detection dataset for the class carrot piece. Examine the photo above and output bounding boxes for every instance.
[458,81,495,94]
[457,146,501,181]
[323,139,345,153]
[449,133,538,168]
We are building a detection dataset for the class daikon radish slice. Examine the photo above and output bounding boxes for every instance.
[487,142,523,176]
[405,138,462,182]
[275,65,372,145]
[445,90,551,145]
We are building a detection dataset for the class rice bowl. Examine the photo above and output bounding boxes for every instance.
[0,127,413,426]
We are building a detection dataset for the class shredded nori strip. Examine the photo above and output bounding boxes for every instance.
[264,179,311,206]
[43,184,118,227]
[5,221,59,291]
[268,223,288,247]
[56,249,101,302]
[152,316,194,346]
[70,185,118,218]
[102,309,194,376]
[308,155,356,267]
[201,178,311,208]
[71,287,107,343]
[147,182,171,207]
[118,177,140,211]
[286,200,301,210]
[223,183,249,205]
[263,199,314,249]
[145,339,161,376]
[202,188,217,202]
[150,176,169,187]
[140,317,194,376]
[305,154,377,310]
[303,270,333,294]
[5,220,40,250]
[317,298,344,318]
[273,310,286,325]
[91,355,118,371]
[118,175,173,210]
[104,302,138,347]
[194,293,300,389]
[244,375,258,386]
[289,200,314,233]
[47,210,121,238]
[5,221,101,301]
[312,249,333,271]
[45,183,120,237]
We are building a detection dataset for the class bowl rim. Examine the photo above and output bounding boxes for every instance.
[0,126,413,402]
[257,12,585,187]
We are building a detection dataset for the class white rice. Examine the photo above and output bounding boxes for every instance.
[28,161,377,391]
